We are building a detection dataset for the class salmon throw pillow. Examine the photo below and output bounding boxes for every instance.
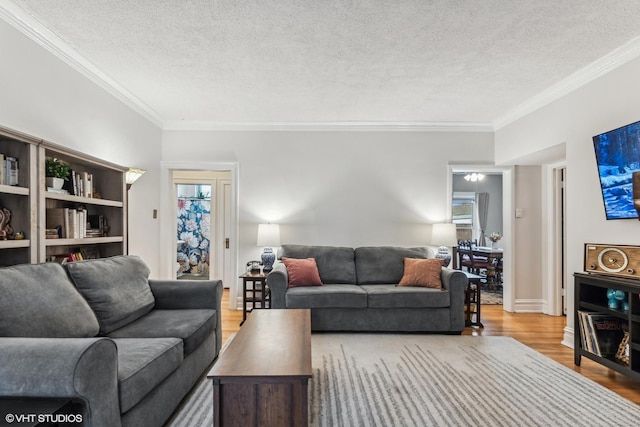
[282,257,323,288]
[398,258,443,289]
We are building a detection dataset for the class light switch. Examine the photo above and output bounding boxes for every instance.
[153,209,158,219]
[515,208,523,218]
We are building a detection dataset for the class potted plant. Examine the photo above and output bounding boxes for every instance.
[45,158,70,190]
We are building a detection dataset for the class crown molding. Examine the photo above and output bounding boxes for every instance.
[494,35,640,130]
[162,121,495,132]
[0,3,164,128]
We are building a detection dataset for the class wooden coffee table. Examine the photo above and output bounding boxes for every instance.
[208,309,312,427]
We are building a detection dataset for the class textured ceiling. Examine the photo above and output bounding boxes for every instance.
[5,1,640,127]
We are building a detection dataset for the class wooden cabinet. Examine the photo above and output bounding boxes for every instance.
[0,125,127,266]
[574,272,640,382]
[0,127,38,266]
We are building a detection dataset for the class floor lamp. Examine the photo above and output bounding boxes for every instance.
[125,168,146,254]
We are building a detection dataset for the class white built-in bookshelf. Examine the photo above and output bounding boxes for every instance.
[0,124,127,266]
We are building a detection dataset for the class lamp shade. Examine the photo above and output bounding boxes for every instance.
[126,168,146,185]
[257,223,281,247]
[431,223,457,247]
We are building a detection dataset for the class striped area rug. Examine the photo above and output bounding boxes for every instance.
[167,335,640,427]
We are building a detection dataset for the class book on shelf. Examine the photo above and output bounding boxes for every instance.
[577,310,627,358]
[61,169,95,198]
[5,156,18,186]
[85,229,103,238]
[46,207,70,238]
[88,214,104,235]
[82,171,93,198]
[63,170,76,195]
[47,187,69,194]
[45,228,59,239]
[0,153,4,185]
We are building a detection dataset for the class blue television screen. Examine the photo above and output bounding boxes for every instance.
[592,120,640,220]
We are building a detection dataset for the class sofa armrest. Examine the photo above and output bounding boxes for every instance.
[0,337,120,427]
[149,279,223,310]
[440,268,468,331]
[149,279,223,353]
[266,262,288,309]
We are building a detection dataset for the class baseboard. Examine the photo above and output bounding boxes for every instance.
[513,298,544,313]
[562,326,575,349]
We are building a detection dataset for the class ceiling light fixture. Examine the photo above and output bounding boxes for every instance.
[464,173,485,182]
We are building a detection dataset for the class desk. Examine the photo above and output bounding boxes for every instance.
[472,246,503,289]
[240,272,270,326]
[463,271,484,328]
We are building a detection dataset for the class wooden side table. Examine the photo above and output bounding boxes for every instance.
[463,271,484,328]
[240,271,270,325]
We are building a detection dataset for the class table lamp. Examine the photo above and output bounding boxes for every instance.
[431,223,458,267]
[257,223,281,271]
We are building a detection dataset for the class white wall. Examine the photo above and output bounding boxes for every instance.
[513,166,542,302]
[0,18,163,276]
[496,55,640,344]
[163,130,494,295]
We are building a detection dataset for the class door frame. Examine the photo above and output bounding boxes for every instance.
[160,161,239,310]
[218,178,232,290]
[543,161,567,316]
[448,164,514,312]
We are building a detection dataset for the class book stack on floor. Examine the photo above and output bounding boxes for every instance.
[577,310,627,360]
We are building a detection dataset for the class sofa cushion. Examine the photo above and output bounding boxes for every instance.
[286,284,367,308]
[355,246,432,284]
[66,256,155,334]
[280,245,356,284]
[398,258,443,289]
[113,338,183,413]
[282,257,323,288]
[107,309,216,356]
[0,263,99,337]
[361,285,450,308]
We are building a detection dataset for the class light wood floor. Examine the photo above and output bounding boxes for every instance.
[220,290,640,405]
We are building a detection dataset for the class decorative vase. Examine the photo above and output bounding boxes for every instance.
[46,177,64,190]
[261,247,276,271]
[607,289,620,309]
[615,290,628,311]
[435,246,451,267]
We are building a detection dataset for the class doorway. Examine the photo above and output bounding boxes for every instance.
[173,171,231,287]
[160,161,239,310]
[452,171,504,306]
[448,165,514,312]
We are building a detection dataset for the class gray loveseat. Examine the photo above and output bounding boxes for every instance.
[267,245,467,333]
[0,255,222,427]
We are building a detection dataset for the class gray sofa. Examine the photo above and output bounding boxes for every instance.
[267,245,467,333]
[0,255,222,427]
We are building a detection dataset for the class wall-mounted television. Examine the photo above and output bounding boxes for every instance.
[592,120,640,220]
